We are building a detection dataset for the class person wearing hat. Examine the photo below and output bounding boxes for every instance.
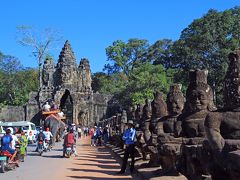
[117,120,136,174]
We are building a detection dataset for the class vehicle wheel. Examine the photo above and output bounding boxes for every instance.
[40,152,43,156]
[66,153,70,158]
[0,160,6,173]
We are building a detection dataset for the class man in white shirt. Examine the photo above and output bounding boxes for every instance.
[43,127,53,141]
[43,127,53,150]
[8,127,20,150]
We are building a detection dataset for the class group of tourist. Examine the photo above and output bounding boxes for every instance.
[89,126,110,146]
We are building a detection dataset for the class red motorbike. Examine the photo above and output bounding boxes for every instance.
[0,150,18,173]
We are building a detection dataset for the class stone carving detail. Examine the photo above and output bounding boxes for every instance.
[205,50,240,180]
[163,84,185,135]
[55,40,78,88]
[150,91,168,134]
[181,69,215,138]
[42,57,54,87]
[178,69,215,179]
[78,58,92,92]
[120,110,127,134]
[155,84,185,175]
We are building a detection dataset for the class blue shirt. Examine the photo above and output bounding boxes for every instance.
[1,134,13,150]
[122,128,136,145]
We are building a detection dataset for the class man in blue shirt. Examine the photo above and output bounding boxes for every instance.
[0,128,17,162]
[117,120,136,174]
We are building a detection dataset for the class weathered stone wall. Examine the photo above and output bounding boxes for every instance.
[0,106,25,122]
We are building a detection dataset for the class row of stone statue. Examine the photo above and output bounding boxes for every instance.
[104,50,240,180]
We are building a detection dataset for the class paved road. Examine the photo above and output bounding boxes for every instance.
[0,137,136,180]
[0,141,68,180]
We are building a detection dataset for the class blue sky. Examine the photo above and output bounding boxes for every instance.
[0,0,239,73]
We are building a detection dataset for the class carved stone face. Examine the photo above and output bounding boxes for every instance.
[188,89,208,112]
[168,97,184,115]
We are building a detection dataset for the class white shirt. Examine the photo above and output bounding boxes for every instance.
[43,131,53,141]
[43,102,51,111]
[11,134,19,150]
[77,128,82,133]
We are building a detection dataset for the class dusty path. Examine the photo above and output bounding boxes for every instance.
[0,137,135,180]
[58,136,134,180]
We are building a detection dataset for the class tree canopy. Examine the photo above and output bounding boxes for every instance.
[94,7,240,108]
[0,52,38,106]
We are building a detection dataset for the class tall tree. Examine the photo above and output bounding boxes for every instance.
[171,7,240,106]
[148,39,174,68]
[16,26,63,89]
[104,38,149,76]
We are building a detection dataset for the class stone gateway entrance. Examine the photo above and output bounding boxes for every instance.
[60,89,73,125]
[26,40,111,126]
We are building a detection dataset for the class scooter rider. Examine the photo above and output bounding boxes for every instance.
[35,128,46,151]
[43,127,53,149]
[62,128,75,157]
[0,129,18,163]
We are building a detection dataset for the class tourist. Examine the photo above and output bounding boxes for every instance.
[117,120,136,174]
[8,127,20,151]
[19,131,28,162]
[90,127,95,146]
[0,128,18,163]
[96,127,102,146]
[103,126,109,144]
[43,127,53,147]
[63,128,76,157]
[77,126,82,139]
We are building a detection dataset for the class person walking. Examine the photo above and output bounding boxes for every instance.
[117,120,136,174]
[77,126,82,139]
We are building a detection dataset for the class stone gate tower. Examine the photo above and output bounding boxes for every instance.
[26,40,111,126]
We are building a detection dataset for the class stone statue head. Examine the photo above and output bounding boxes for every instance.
[151,90,168,119]
[167,84,185,115]
[224,50,240,109]
[186,69,215,112]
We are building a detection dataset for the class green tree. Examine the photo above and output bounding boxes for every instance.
[171,7,240,106]
[0,52,38,106]
[104,39,149,76]
[147,39,174,68]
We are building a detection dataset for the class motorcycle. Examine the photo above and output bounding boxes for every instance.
[44,139,52,152]
[65,145,73,158]
[0,150,18,173]
[37,140,44,156]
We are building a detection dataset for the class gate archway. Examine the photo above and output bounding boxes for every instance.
[60,89,73,125]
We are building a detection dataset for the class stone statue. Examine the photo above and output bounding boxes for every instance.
[157,84,185,135]
[150,91,168,134]
[127,106,136,121]
[178,69,215,179]
[205,50,240,180]
[181,69,215,138]
[120,110,127,134]
[136,99,151,161]
[156,84,185,175]
[134,104,142,128]
[143,91,168,167]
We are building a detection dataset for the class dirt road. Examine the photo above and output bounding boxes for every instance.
[0,137,135,180]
